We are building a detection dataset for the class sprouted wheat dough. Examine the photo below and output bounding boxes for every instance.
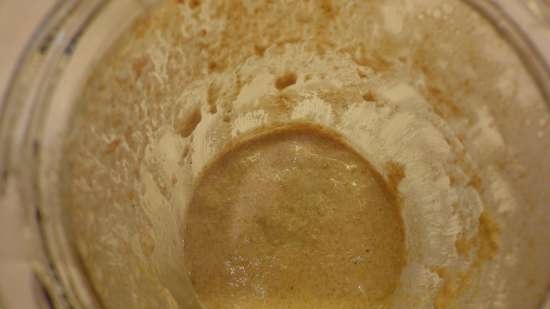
[183,125,406,309]
[63,0,550,309]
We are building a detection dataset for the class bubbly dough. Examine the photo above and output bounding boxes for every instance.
[183,125,406,309]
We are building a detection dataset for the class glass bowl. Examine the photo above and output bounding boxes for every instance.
[0,1,548,309]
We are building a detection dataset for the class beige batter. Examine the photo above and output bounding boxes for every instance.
[183,125,405,309]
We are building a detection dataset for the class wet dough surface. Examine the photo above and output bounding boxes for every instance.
[183,125,406,309]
